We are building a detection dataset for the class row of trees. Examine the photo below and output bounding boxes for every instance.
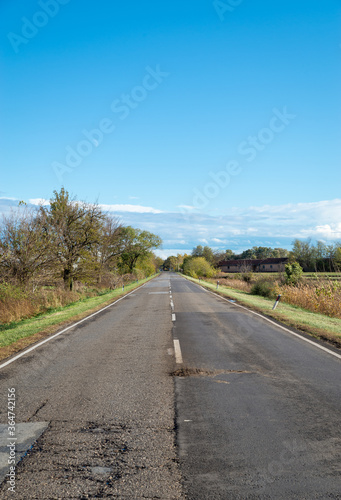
[290,239,341,272]
[0,189,162,290]
[189,245,289,266]
[163,240,341,275]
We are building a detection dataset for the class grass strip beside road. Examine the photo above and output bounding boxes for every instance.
[183,275,341,348]
[0,275,158,361]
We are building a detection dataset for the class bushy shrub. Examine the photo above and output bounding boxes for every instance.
[242,272,253,283]
[285,262,303,285]
[183,257,216,278]
[251,279,276,299]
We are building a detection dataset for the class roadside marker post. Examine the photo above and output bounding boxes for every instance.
[272,294,281,310]
[217,280,219,289]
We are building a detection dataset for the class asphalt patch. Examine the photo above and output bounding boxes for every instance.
[0,422,49,485]
[171,367,251,377]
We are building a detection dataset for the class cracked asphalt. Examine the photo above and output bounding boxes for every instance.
[0,275,183,499]
[171,274,341,499]
[0,272,340,499]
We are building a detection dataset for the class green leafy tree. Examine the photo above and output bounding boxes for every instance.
[191,245,215,264]
[272,247,289,258]
[290,239,315,271]
[45,188,104,290]
[284,261,303,285]
[202,246,215,264]
[183,256,215,278]
[240,248,257,259]
[152,255,164,271]
[224,249,235,259]
[134,252,157,278]
[92,215,123,282]
[118,227,162,273]
[192,245,204,257]
[164,253,186,271]
[162,256,172,271]
[333,246,341,271]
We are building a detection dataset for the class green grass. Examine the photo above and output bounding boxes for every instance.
[0,275,157,349]
[303,272,341,280]
[184,275,341,346]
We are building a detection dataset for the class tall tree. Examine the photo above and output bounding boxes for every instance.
[0,207,53,284]
[45,188,104,290]
[118,226,162,273]
[92,215,123,282]
[192,245,204,257]
[202,246,215,265]
[290,239,315,271]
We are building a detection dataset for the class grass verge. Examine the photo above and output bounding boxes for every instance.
[183,275,341,349]
[0,275,158,362]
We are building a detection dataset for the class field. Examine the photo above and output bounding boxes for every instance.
[218,272,341,281]
[212,271,341,320]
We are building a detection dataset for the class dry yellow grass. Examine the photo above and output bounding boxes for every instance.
[213,275,341,319]
[279,281,341,319]
[208,277,252,293]
[0,285,90,324]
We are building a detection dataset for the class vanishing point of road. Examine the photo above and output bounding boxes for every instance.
[0,273,340,499]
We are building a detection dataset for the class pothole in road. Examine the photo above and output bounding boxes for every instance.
[171,367,251,377]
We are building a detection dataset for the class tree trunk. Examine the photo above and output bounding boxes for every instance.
[63,268,73,291]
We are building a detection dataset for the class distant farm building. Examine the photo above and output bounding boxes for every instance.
[218,257,288,273]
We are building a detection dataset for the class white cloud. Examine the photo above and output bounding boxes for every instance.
[1,196,341,255]
[246,199,341,224]
[299,223,341,239]
[178,204,197,210]
[29,198,50,206]
[99,204,163,214]
[154,249,169,260]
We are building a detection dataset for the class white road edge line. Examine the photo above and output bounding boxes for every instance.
[189,279,341,361]
[173,339,183,364]
[172,313,176,322]
[0,281,151,371]
[170,300,174,310]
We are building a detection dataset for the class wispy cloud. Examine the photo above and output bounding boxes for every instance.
[99,204,163,214]
[29,198,50,206]
[177,204,197,211]
[1,197,340,256]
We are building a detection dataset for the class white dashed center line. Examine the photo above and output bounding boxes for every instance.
[173,339,183,364]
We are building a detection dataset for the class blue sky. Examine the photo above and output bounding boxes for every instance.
[1,0,340,257]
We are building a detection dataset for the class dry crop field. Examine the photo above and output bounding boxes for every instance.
[212,272,341,319]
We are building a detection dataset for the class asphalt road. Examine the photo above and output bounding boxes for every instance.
[0,275,183,499]
[0,272,340,499]
[171,274,341,499]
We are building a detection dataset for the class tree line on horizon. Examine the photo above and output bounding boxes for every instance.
[0,188,163,291]
[163,240,341,274]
